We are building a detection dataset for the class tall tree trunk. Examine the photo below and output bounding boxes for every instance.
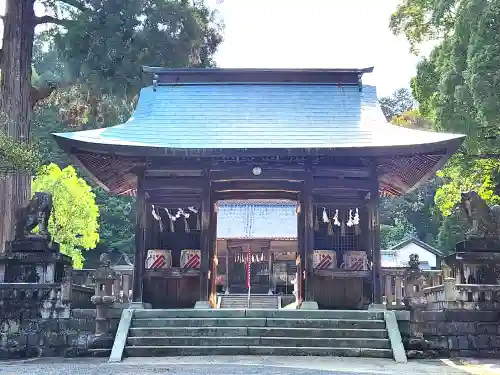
[0,0,36,253]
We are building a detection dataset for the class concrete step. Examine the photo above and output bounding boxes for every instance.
[128,327,389,339]
[126,336,391,349]
[124,345,393,357]
[132,309,384,320]
[131,317,386,329]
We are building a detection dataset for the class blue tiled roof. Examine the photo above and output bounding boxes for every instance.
[54,84,463,149]
[217,201,297,239]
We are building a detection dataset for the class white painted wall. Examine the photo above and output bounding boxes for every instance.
[396,242,438,268]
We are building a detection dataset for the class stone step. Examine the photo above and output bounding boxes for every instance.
[128,327,389,339]
[131,317,386,329]
[126,336,391,349]
[132,309,384,320]
[124,345,393,357]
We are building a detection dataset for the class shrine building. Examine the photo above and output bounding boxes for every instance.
[53,67,465,310]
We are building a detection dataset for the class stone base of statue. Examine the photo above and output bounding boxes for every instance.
[0,238,71,283]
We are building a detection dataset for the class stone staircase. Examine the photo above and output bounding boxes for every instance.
[115,309,403,359]
[219,294,279,309]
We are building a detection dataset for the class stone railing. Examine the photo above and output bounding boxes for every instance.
[0,282,71,319]
[381,268,443,309]
[424,278,500,310]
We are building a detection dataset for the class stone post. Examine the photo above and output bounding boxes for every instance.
[395,275,403,306]
[385,275,393,306]
[443,277,457,309]
[122,273,132,303]
[90,254,118,335]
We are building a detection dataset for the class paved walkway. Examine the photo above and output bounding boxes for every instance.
[0,356,483,375]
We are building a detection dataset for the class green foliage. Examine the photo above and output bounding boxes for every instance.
[392,0,500,217]
[30,0,223,262]
[32,163,99,268]
[0,133,41,174]
[54,0,223,96]
[379,88,416,121]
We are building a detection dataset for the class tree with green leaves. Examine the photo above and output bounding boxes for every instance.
[390,0,500,235]
[32,163,99,268]
[28,0,223,259]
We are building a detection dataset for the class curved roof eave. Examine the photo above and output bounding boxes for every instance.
[52,131,464,159]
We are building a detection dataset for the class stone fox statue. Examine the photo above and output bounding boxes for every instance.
[460,191,500,237]
[13,192,52,240]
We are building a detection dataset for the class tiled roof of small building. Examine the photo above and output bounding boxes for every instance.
[217,200,297,239]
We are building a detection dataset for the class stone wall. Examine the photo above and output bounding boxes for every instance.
[402,307,500,358]
[0,307,122,359]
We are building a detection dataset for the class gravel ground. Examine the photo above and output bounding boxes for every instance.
[0,356,470,375]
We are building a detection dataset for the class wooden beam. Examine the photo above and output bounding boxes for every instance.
[210,169,306,181]
[145,177,204,190]
[312,196,366,206]
[146,169,203,177]
[214,190,298,201]
[212,180,302,192]
[148,200,202,208]
[312,166,370,178]
[312,177,371,191]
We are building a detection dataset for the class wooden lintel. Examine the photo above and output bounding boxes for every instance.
[145,177,203,190]
[148,201,201,208]
[312,197,366,206]
[146,169,203,177]
[212,180,302,192]
[210,169,306,181]
[312,177,371,191]
[214,190,298,202]
[312,166,370,178]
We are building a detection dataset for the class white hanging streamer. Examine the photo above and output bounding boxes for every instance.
[333,209,341,226]
[151,205,164,232]
[353,208,360,225]
[322,208,329,223]
[346,209,354,227]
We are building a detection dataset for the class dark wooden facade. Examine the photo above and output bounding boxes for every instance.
[53,67,465,309]
[125,156,382,308]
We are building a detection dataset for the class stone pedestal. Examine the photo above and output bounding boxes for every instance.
[0,238,71,284]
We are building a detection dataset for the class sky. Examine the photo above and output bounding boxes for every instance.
[0,0,432,97]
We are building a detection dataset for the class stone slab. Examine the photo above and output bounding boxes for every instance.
[109,309,134,363]
[299,301,319,310]
[384,311,407,364]
[194,301,212,309]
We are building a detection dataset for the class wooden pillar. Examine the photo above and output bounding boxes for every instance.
[132,168,146,303]
[303,163,315,304]
[296,194,305,304]
[199,168,212,302]
[209,200,218,306]
[370,162,382,305]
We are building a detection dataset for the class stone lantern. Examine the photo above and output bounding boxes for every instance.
[90,254,118,335]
